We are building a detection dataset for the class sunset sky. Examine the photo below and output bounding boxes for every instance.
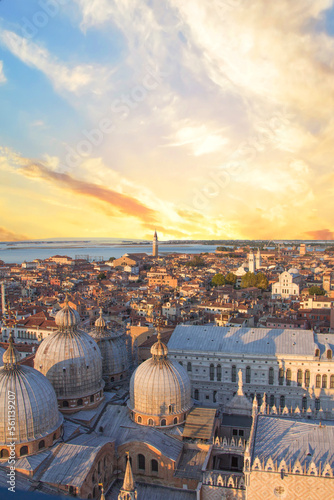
[1,1,334,241]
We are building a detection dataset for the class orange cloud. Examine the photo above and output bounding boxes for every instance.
[305,229,334,240]
[0,226,27,242]
[19,162,157,224]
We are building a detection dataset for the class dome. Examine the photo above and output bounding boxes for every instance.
[55,296,80,330]
[34,302,104,413]
[0,337,63,456]
[90,311,129,386]
[128,333,192,427]
[288,267,299,276]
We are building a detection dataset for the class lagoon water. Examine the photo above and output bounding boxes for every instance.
[0,238,219,264]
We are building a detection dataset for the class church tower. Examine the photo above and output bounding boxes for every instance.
[118,453,137,500]
[248,252,255,273]
[152,230,158,258]
[256,248,261,269]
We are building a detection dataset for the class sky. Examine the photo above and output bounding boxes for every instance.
[1,0,334,242]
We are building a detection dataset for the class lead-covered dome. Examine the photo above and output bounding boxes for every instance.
[128,332,192,427]
[34,301,104,414]
[90,309,129,387]
[0,336,63,458]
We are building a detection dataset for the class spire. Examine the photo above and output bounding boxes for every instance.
[99,483,106,500]
[3,332,21,369]
[118,453,137,500]
[151,316,168,359]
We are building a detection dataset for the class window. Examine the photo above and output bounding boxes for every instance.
[305,370,310,388]
[173,417,178,425]
[322,374,327,389]
[286,369,291,386]
[151,459,158,472]
[63,401,69,408]
[161,419,166,426]
[315,398,320,411]
[297,370,303,387]
[327,349,332,360]
[138,454,145,471]
[148,418,154,426]
[280,395,285,408]
[217,364,222,382]
[77,398,83,406]
[231,457,238,469]
[246,366,251,384]
[194,389,199,400]
[38,440,45,450]
[302,396,307,410]
[316,375,321,388]
[269,367,274,385]
[210,364,214,381]
[232,429,238,436]
[20,446,28,457]
[331,375,334,389]
[0,449,9,458]
[137,416,142,423]
[90,395,94,403]
[187,362,192,372]
[270,395,275,407]
[232,365,236,383]
[279,368,284,386]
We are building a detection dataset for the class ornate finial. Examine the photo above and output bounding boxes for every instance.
[151,316,168,359]
[237,369,244,396]
[64,294,69,306]
[99,483,105,500]
[3,332,21,369]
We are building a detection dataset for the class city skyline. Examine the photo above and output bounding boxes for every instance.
[1,1,334,242]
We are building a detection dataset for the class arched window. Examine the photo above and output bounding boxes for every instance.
[315,348,320,357]
[63,400,69,408]
[77,398,83,406]
[280,395,285,408]
[151,459,158,473]
[331,375,334,389]
[187,362,192,372]
[137,416,142,423]
[148,418,154,426]
[90,395,94,403]
[173,417,178,425]
[0,449,9,459]
[278,368,284,385]
[327,349,332,360]
[297,370,303,387]
[38,440,45,450]
[322,374,327,388]
[210,364,214,381]
[302,396,307,410]
[168,405,172,413]
[286,369,291,386]
[316,375,321,388]
[161,419,166,426]
[232,365,236,383]
[217,364,222,382]
[269,367,274,385]
[246,366,251,384]
[269,395,275,407]
[315,398,320,410]
[20,446,28,457]
[194,389,199,400]
[305,370,310,388]
[98,461,101,474]
[138,454,145,471]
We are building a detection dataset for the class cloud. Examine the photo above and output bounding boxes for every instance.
[305,229,334,240]
[0,61,6,83]
[0,30,110,94]
[0,226,27,242]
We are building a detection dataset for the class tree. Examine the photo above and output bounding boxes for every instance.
[211,274,226,286]
[225,272,237,285]
[186,256,206,268]
[97,272,107,281]
[241,272,258,288]
[108,257,115,262]
[308,286,326,296]
[255,272,269,290]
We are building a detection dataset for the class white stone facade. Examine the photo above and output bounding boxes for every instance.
[271,270,299,299]
[168,325,334,416]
